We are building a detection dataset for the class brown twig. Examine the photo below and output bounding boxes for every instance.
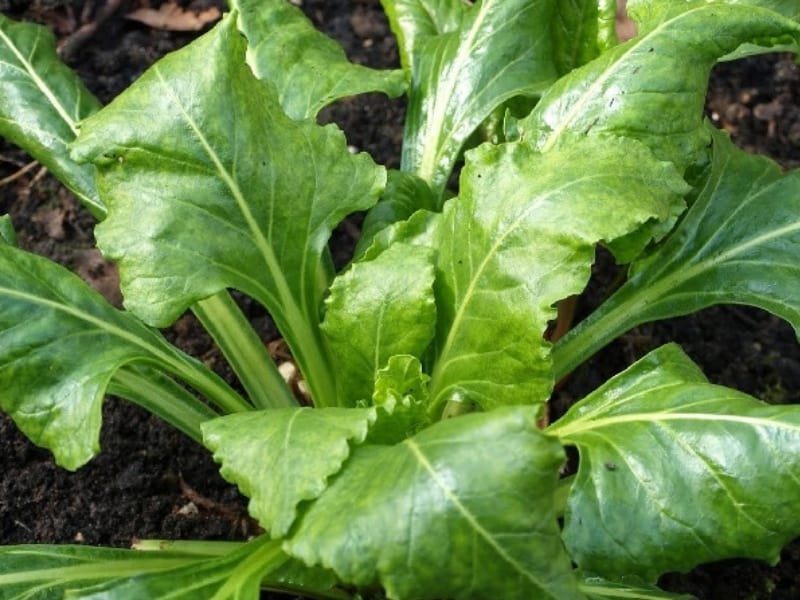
[0,160,39,187]
[58,0,126,60]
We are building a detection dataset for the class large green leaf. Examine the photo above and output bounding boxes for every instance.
[384,0,559,197]
[232,0,406,120]
[0,243,233,470]
[71,15,386,407]
[518,3,800,171]
[322,242,436,405]
[427,137,688,416]
[202,407,375,538]
[0,15,103,216]
[552,128,800,380]
[286,406,584,600]
[549,344,800,581]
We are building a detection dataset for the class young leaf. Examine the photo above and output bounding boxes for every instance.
[552,128,800,380]
[0,243,238,470]
[202,407,376,538]
[71,14,386,407]
[367,354,431,444]
[519,4,800,171]
[0,15,103,216]
[286,406,584,600]
[321,242,436,405]
[232,0,406,120]
[549,344,800,582]
[384,0,560,197]
[427,137,688,416]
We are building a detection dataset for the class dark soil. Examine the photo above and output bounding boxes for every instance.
[0,2,799,599]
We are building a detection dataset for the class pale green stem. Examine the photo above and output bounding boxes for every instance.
[109,365,217,444]
[193,292,297,409]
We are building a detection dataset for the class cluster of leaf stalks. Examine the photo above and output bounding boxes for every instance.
[1,1,800,599]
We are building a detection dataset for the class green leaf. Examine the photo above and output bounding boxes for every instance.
[627,0,800,32]
[71,15,386,407]
[0,15,103,217]
[202,407,376,538]
[427,137,688,416]
[552,0,605,75]
[0,243,233,470]
[549,344,800,581]
[385,0,559,197]
[552,127,800,380]
[356,169,437,258]
[0,544,199,599]
[367,354,431,443]
[519,4,800,171]
[322,243,436,405]
[0,214,17,246]
[76,536,289,600]
[232,0,406,120]
[286,406,584,600]
[580,575,696,600]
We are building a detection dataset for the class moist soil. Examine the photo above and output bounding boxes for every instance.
[0,2,799,599]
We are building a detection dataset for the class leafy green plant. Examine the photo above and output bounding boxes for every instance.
[1,0,800,598]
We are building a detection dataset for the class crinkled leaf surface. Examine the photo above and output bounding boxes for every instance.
[427,137,688,415]
[232,0,405,120]
[0,15,102,215]
[0,243,205,470]
[519,3,800,171]
[322,243,436,405]
[367,354,430,443]
[202,407,375,538]
[286,406,584,600]
[549,344,800,581]
[385,0,559,196]
[71,15,385,406]
[552,128,800,378]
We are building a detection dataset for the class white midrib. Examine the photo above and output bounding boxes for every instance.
[405,438,559,597]
[552,411,800,440]
[416,0,490,183]
[0,27,79,136]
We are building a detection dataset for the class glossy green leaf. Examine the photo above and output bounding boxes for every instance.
[287,406,584,600]
[71,15,386,407]
[549,344,800,581]
[0,15,103,216]
[367,354,431,443]
[77,536,287,600]
[519,4,800,171]
[552,0,605,75]
[385,0,559,197]
[552,128,800,380]
[627,0,800,32]
[356,169,437,258]
[0,544,199,599]
[202,407,375,538]
[427,137,688,416]
[580,575,695,600]
[0,243,234,470]
[322,243,436,405]
[232,0,406,120]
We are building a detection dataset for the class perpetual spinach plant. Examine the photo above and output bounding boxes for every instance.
[1,0,800,598]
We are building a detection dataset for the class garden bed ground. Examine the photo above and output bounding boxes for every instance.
[0,1,799,599]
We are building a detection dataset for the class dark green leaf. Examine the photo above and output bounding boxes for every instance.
[287,407,584,600]
[202,407,375,537]
[519,4,800,171]
[0,15,103,216]
[232,0,406,120]
[71,15,386,407]
[549,344,800,581]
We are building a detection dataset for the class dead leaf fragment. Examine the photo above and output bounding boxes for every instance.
[126,2,221,32]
